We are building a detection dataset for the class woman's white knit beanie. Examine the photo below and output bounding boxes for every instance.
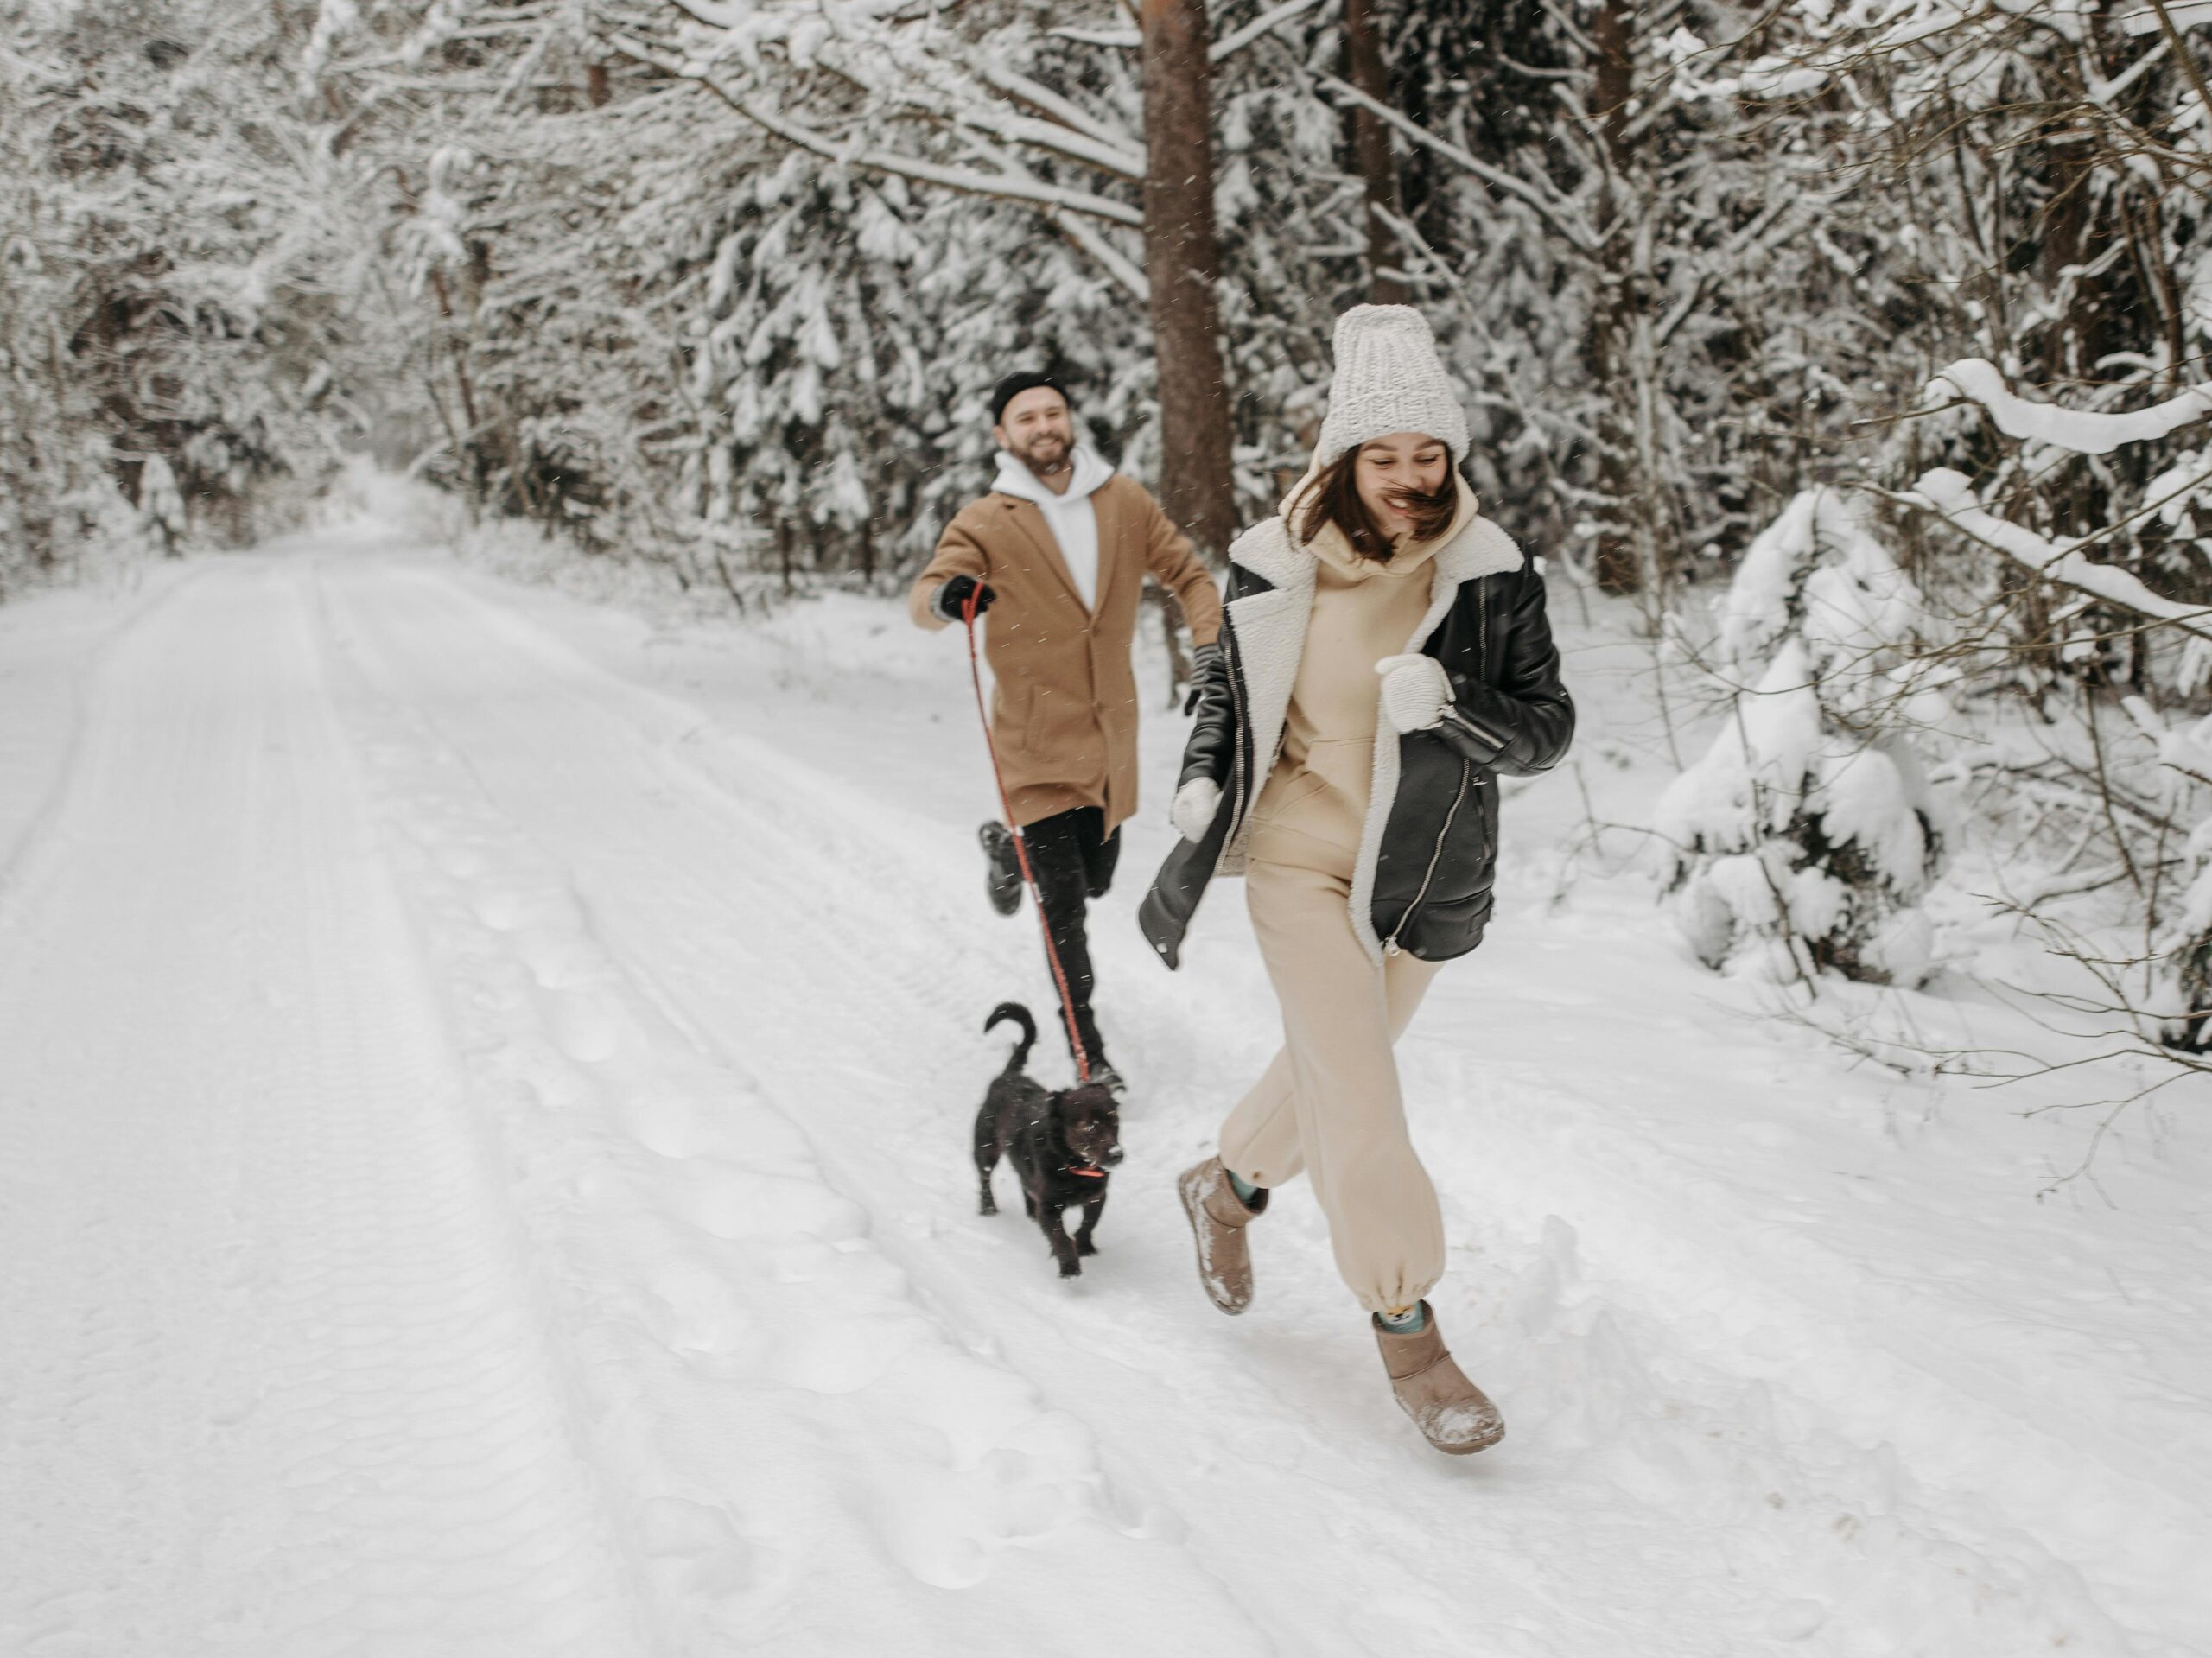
[1313,304,1468,469]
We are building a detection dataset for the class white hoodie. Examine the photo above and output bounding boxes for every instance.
[991,444,1116,612]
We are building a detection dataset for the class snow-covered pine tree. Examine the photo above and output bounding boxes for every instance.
[1658,489,1951,985]
[2131,698,2212,1055]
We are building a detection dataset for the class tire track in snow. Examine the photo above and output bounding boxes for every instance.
[311,563,1268,1654]
[0,562,219,937]
[0,562,652,1655]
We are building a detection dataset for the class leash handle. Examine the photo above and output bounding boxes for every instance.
[962,590,1093,1083]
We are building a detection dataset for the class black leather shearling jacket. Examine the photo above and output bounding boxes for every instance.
[1140,549,1573,968]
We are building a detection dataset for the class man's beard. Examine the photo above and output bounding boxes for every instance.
[1017,434,1071,477]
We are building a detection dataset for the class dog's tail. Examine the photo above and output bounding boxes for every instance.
[984,1001,1037,1076]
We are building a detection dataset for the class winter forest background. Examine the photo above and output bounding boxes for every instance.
[4,0,2212,1094]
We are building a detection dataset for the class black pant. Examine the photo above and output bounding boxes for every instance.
[1020,807,1120,1069]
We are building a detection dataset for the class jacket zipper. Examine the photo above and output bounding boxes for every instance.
[1382,580,1491,955]
[1448,580,1500,755]
[1224,631,1251,846]
[1383,756,1474,956]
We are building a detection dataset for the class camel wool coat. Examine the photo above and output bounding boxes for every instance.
[909,473,1223,831]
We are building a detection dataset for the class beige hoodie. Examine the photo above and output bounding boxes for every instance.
[1246,476,1478,878]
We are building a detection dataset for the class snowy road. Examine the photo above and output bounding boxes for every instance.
[2,548,2205,1655]
[0,566,647,1652]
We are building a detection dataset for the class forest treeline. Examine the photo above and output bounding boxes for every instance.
[9,2,2200,596]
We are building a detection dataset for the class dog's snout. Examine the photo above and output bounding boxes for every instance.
[1102,1144,1126,1166]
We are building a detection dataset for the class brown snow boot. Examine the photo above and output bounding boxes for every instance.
[1373,1304,1504,1455]
[1177,1157,1267,1315]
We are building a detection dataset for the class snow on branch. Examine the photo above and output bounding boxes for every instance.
[973,64,1144,174]
[2121,1,2212,35]
[1051,26,1141,49]
[944,98,1145,182]
[1055,0,1330,62]
[1911,468,2212,645]
[604,35,1145,229]
[1046,207,1149,301]
[1210,0,1330,62]
[1312,74,1599,254]
[1923,359,2212,456]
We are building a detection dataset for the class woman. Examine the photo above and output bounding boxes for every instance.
[1139,305,1574,1455]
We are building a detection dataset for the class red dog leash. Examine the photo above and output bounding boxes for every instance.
[961,591,1095,1084]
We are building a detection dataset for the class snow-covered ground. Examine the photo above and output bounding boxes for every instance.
[1,508,2206,1656]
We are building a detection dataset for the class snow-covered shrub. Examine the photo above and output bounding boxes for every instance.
[2116,698,2212,1055]
[1658,489,1952,985]
[2164,775,2212,1056]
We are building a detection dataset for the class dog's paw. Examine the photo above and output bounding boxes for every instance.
[1057,1259,1082,1279]
[977,1197,997,1217]
[1076,1237,1097,1256]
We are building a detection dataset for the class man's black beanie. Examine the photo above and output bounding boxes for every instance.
[990,370,1070,426]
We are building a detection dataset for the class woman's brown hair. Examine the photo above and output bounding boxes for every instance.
[1294,445,1458,562]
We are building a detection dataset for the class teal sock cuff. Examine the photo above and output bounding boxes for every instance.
[1228,1170,1262,1205]
[1377,1304,1427,1334]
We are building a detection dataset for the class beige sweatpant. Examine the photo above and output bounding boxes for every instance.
[1217,856,1446,1314]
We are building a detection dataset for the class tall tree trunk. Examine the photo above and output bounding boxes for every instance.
[1592,0,1633,158]
[1587,0,1643,594]
[1344,0,1405,305]
[425,265,483,498]
[1139,0,1238,561]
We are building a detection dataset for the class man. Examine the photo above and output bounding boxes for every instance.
[910,371,1224,1088]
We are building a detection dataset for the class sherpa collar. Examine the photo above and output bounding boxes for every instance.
[1232,499,1523,594]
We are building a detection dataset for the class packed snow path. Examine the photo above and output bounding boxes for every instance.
[1,549,2204,1655]
[0,566,648,1651]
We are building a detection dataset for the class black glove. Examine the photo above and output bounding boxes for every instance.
[1183,642,1224,715]
[932,575,996,622]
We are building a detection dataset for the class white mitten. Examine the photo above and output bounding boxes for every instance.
[1376,653,1452,734]
[1171,776,1222,842]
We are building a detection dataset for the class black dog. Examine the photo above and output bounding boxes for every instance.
[972,1002,1123,1277]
